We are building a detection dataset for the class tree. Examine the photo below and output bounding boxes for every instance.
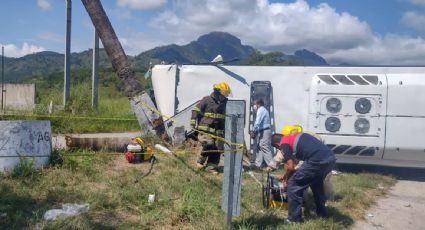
[81,0,142,97]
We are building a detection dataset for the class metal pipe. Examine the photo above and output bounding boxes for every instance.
[92,28,99,109]
[64,0,72,105]
[226,115,237,227]
[1,46,4,110]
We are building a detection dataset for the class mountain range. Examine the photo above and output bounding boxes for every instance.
[1,32,328,82]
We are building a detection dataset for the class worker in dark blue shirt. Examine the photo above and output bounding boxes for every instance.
[271,126,336,223]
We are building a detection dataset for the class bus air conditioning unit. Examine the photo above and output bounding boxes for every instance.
[308,74,387,161]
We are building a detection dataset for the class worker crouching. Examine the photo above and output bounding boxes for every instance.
[271,125,336,223]
[190,82,231,175]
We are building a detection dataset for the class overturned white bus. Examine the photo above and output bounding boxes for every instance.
[151,65,425,168]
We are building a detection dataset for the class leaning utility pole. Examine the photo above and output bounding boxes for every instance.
[64,0,72,105]
[81,0,164,136]
[92,28,99,109]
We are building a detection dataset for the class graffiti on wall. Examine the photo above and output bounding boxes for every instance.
[0,121,52,157]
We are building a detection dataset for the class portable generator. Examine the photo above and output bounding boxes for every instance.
[125,137,154,163]
[262,172,288,210]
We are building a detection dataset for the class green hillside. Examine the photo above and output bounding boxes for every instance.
[2,32,328,82]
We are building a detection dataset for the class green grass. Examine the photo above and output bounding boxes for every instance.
[0,149,396,230]
[1,69,148,133]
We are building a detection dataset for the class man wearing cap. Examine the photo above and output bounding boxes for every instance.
[271,126,336,223]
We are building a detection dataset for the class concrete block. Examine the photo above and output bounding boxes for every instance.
[0,120,52,172]
[0,84,35,110]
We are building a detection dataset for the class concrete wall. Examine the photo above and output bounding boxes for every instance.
[0,83,35,110]
[0,120,52,172]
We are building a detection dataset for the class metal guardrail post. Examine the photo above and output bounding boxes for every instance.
[226,114,237,228]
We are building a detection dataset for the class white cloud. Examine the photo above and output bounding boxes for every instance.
[151,0,374,53]
[407,0,425,6]
[402,11,425,32]
[37,0,51,11]
[117,0,166,11]
[149,0,425,65]
[0,43,46,58]
[324,34,425,65]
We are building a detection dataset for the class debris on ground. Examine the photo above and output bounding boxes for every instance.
[43,203,90,221]
[331,170,342,175]
[154,144,172,154]
[367,213,374,218]
[148,194,156,204]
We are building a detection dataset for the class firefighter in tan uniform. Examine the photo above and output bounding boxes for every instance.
[190,82,231,174]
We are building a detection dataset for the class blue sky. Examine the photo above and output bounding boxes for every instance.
[1,0,425,64]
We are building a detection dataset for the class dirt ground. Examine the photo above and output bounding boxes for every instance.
[353,180,425,230]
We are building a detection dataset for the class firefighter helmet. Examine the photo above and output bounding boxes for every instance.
[281,125,303,136]
[213,82,231,97]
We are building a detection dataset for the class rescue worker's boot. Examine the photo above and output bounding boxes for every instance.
[205,164,219,175]
[196,155,207,169]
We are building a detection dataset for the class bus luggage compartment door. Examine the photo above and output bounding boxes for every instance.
[383,74,425,162]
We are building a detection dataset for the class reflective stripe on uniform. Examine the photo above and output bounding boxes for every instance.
[192,107,201,112]
[198,125,216,133]
[198,126,224,137]
[190,119,196,125]
[203,112,226,119]
[293,133,303,154]
[216,130,224,136]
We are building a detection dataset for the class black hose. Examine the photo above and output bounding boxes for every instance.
[141,156,156,179]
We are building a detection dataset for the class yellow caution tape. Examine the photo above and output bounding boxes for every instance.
[0,113,137,121]
[52,148,244,158]
[131,96,245,149]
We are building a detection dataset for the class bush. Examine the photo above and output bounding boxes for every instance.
[13,155,36,177]
[176,183,208,222]
[68,83,93,114]
[62,150,97,175]
[49,149,64,166]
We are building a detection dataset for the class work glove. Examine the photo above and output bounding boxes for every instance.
[186,130,199,141]
[250,131,257,138]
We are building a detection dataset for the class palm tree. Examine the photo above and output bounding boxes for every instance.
[81,0,165,136]
[81,0,142,97]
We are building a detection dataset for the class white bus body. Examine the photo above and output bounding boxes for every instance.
[151,65,425,168]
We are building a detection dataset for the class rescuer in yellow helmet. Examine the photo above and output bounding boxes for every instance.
[281,125,303,136]
[190,82,231,174]
[270,125,336,223]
